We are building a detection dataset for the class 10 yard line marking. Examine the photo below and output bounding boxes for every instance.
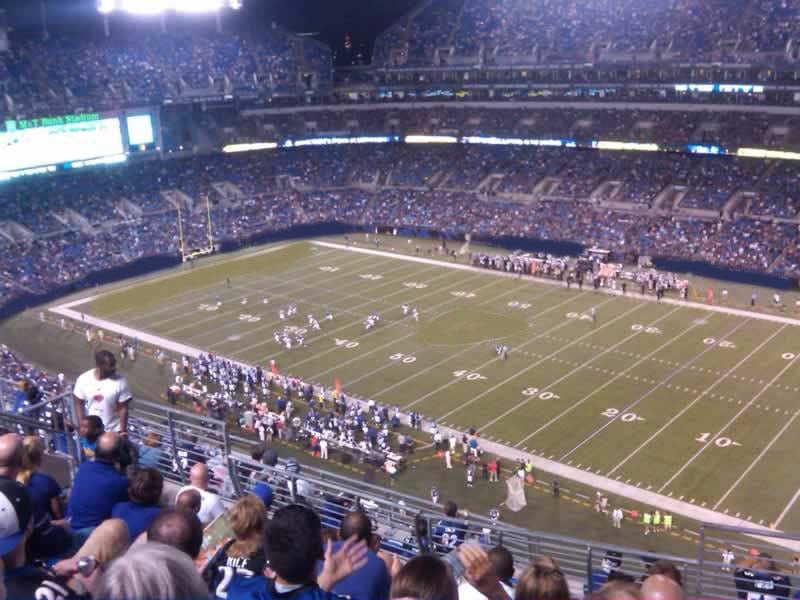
[430,298,642,420]
[520,308,715,452]
[556,315,751,459]
[607,324,787,478]
[661,345,800,494]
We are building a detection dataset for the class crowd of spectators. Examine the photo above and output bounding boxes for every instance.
[375,0,800,66]
[1,140,800,312]
[0,29,330,119]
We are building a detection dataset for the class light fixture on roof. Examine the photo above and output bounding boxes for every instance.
[97,0,243,14]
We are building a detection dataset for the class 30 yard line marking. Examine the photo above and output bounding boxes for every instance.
[479,304,679,437]
[431,299,643,420]
[607,324,786,478]
[519,309,718,453]
[555,315,751,459]
[660,344,800,493]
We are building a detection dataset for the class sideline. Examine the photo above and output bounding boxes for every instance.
[49,245,800,552]
[313,240,800,327]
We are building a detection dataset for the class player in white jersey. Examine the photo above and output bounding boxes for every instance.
[279,309,286,320]
[273,332,281,344]
[401,304,409,316]
[325,311,333,321]
[241,297,248,305]
[590,307,596,324]
[296,334,304,347]
[307,314,315,327]
[311,319,321,331]
[412,307,419,321]
[263,296,269,304]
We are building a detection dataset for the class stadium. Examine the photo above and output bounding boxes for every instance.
[3,0,800,598]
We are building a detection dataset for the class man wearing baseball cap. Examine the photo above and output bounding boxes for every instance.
[0,478,44,598]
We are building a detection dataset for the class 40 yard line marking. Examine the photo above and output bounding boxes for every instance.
[430,298,642,420]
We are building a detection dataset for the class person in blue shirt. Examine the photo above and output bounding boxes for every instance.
[66,432,128,539]
[17,436,72,560]
[432,501,468,553]
[316,511,391,600]
[78,415,104,461]
[247,504,369,600]
[111,467,163,541]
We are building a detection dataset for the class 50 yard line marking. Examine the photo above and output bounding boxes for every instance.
[340,287,577,391]
[304,273,517,379]
[607,324,787,478]
[554,315,751,459]
[424,297,639,419]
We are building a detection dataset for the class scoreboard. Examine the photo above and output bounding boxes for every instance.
[0,111,158,181]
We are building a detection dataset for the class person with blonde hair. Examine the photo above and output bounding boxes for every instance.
[204,494,269,599]
[17,436,71,559]
[95,542,210,600]
[513,558,570,600]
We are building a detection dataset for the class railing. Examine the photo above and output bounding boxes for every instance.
[0,383,795,598]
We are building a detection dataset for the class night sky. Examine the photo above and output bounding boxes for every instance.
[0,0,422,65]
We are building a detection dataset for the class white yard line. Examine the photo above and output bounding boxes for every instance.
[155,253,383,333]
[658,348,800,493]
[514,306,697,450]
[177,256,422,344]
[473,304,671,433]
[48,240,800,548]
[314,241,800,328]
[316,285,573,386]
[554,316,751,459]
[425,296,633,419]
[775,487,800,528]
[607,325,787,478]
[714,408,800,511]
[233,267,471,362]
[367,287,568,398]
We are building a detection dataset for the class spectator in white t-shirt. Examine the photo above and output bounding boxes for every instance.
[174,463,225,526]
[73,350,132,434]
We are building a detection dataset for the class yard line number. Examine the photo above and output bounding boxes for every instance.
[451,291,477,298]
[631,324,661,335]
[319,266,340,272]
[566,312,593,322]
[522,387,560,400]
[390,353,417,364]
[508,301,532,309]
[695,432,742,447]
[334,338,360,349]
[239,314,261,323]
[703,338,737,349]
[404,282,428,289]
[360,274,383,281]
[602,408,645,422]
[453,370,487,381]
[197,304,219,312]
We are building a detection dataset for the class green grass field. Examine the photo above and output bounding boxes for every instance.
[53,237,800,535]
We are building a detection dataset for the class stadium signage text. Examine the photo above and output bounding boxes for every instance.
[8,113,100,131]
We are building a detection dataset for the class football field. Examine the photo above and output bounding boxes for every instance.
[56,238,800,533]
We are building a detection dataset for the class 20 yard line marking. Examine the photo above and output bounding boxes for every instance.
[430,299,644,420]
[479,305,680,437]
[520,310,720,453]
[607,324,786,478]
[555,315,751,459]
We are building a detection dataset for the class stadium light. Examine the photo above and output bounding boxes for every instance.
[97,0,242,15]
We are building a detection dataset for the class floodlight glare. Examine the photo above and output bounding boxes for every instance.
[97,0,243,14]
